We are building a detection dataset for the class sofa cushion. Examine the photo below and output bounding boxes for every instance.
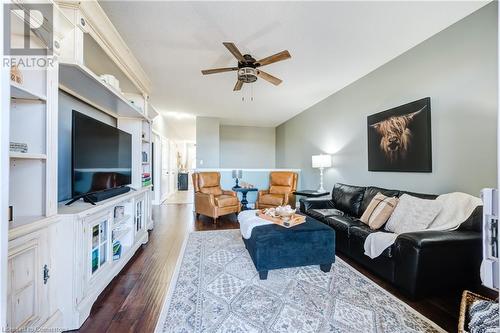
[259,193,285,206]
[324,215,364,235]
[308,208,344,222]
[361,186,400,215]
[332,183,366,217]
[214,194,238,208]
[323,215,362,254]
[398,190,437,200]
[349,224,394,258]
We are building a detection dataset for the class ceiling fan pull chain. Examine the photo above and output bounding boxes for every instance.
[251,84,254,102]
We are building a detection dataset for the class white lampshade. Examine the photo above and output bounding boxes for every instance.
[312,154,332,168]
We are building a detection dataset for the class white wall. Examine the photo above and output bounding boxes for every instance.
[196,117,220,168]
[276,3,498,195]
[220,125,275,168]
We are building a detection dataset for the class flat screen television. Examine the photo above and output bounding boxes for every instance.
[72,110,132,198]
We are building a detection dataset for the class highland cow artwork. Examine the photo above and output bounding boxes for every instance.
[368,97,432,172]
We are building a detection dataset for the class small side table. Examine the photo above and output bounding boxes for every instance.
[232,187,258,210]
[293,190,330,198]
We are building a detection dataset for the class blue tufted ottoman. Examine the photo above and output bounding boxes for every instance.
[243,216,336,279]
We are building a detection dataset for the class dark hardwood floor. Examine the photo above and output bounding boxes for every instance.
[73,202,493,333]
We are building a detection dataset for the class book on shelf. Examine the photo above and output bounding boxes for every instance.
[113,240,122,261]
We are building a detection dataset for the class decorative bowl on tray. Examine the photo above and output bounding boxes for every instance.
[263,205,296,221]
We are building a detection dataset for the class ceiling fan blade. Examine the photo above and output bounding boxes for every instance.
[233,80,243,91]
[201,67,238,75]
[257,70,282,86]
[256,50,291,67]
[223,42,245,62]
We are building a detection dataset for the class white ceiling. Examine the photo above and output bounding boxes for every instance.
[100,1,488,127]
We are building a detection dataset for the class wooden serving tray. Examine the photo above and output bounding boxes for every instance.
[257,211,306,228]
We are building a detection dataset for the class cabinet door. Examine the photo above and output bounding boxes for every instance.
[87,216,110,277]
[7,231,49,331]
[135,197,145,234]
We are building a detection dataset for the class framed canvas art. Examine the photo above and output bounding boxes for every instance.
[367,97,432,172]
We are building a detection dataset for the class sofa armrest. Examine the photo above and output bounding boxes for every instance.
[396,230,482,249]
[393,230,482,299]
[299,197,334,213]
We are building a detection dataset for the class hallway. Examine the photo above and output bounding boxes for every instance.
[164,190,194,205]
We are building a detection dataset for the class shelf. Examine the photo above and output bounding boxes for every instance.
[113,214,131,227]
[112,228,132,242]
[9,152,47,160]
[10,82,47,101]
[142,139,150,143]
[142,162,150,165]
[59,62,148,119]
[10,215,46,228]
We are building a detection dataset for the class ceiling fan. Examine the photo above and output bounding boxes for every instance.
[201,42,291,91]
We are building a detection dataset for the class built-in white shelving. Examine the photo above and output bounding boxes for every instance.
[9,152,47,160]
[59,62,148,120]
[112,228,132,242]
[11,82,47,101]
[113,214,131,227]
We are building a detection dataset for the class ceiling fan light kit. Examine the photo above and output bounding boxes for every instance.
[201,42,291,91]
[238,68,257,83]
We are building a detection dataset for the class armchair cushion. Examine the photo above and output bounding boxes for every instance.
[214,194,239,208]
[198,172,220,187]
[270,172,295,186]
[270,185,292,195]
[200,186,223,196]
[259,194,285,206]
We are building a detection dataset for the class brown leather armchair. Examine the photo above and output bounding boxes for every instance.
[193,172,240,223]
[255,171,298,209]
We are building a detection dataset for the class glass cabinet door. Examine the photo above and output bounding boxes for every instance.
[135,200,144,233]
[90,219,108,275]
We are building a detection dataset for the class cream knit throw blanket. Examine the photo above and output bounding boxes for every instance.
[364,192,482,259]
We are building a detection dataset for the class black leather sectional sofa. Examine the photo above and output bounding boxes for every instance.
[300,183,483,299]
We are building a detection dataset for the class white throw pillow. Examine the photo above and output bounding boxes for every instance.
[385,194,442,234]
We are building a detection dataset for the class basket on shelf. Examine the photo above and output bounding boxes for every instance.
[458,290,496,333]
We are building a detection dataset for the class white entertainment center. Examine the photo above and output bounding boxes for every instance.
[4,1,158,331]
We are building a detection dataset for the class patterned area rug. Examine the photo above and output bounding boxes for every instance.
[156,230,444,333]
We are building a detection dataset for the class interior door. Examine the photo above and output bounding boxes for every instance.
[160,138,170,203]
[168,141,177,194]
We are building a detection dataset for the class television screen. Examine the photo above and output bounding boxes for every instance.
[72,110,132,197]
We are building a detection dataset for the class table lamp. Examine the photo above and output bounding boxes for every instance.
[232,169,243,188]
[312,154,331,192]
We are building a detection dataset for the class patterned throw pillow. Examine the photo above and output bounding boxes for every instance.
[468,299,499,333]
[360,193,399,230]
[385,194,442,234]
